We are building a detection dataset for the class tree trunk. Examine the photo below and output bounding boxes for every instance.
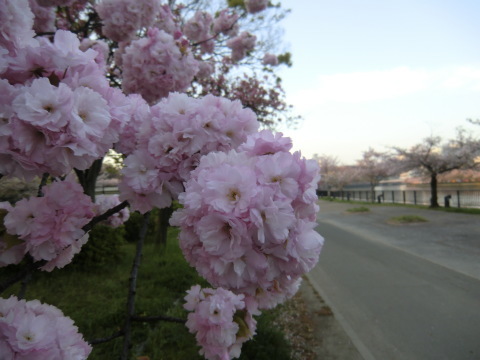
[155,205,174,249]
[429,173,439,208]
[75,158,104,202]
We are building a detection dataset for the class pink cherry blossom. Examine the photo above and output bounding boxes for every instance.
[183,11,214,53]
[2,178,95,270]
[95,0,162,42]
[226,32,256,62]
[0,0,35,54]
[0,296,91,359]
[196,61,215,79]
[171,131,324,309]
[153,4,181,35]
[80,38,109,68]
[94,194,130,228]
[119,92,258,213]
[121,27,199,104]
[244,0,269,14]
[262,53,279,66]
[12,77,73,132]
[114,93,151,156]
[28,0,56,34]
[213,9,239,36]
[239,129,293,156]
[184,286,256,360]
[0,28,133,179]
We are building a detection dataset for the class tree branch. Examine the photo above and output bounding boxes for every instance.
[82,200,129,233]
[37,173,49,197]
[88,330,125,346]
[121,212,150,360]
[0,257,46,294]
[131,315,186,324]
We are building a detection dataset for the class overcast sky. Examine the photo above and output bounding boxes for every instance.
[276,0,480,164]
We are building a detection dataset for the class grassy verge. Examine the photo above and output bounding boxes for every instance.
[346,206,370,213]
[389,215,428,224]
[1,226,292,359]
[320,197,480,215]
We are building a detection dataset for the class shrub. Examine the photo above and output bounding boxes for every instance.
[70,224,126,270]
[124,209,159,243]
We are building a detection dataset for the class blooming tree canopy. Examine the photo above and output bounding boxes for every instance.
[391,130,480,207]
[0,0,323,359]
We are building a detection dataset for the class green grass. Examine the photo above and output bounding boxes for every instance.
[389,215,428,224]
[1,226,292,360]
[346,206,370,213]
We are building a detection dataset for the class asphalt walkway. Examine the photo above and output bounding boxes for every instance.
[302,200,480,360]
[316,200,480,280]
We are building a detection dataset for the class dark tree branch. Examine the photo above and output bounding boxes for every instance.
[0,257,46,294]
[88,330,125,346]
[131,315,186,324]
[37,173,49,197]
[82,200,129,233]
[121,212,150,360]
[17,272,32,300]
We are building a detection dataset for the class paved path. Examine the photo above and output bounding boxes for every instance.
[308,200,480,360]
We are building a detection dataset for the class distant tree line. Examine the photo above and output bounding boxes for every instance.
[314,127,480,208]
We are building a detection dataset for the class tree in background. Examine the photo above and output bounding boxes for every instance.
[313,154,339,196]
[356,148,393,202]
[313,154,360,197]
[391,130,480,207]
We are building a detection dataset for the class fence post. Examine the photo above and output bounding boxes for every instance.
[457,190,461,208]
[392,191,395,203]
[403,191,406,204]
[414,190,417,205]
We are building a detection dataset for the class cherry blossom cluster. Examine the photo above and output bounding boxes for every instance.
[94,194,130,228]
[245,0,269,14]
[183,11,215,53]
[0,0,35,54]
[226,31,257,62]
[119,92,259,213]
[93,0,271,77]
[262,53,279,66]
[95,0,163,42]
[0,295,92,359]
[0,1,315,358]
[212,9,239,36]
[0,178,94,271]
[171,130,324,309]
[0,28,133,180]
[28,0,56,34]
[121,27,199,104]
[184,285,257,360]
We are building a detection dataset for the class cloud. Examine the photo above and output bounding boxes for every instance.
[440,66,480,90]
[289,65,480,109]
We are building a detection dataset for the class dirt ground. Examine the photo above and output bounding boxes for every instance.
[274,277,363,360]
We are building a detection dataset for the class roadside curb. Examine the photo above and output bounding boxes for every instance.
[305,273,376,360]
